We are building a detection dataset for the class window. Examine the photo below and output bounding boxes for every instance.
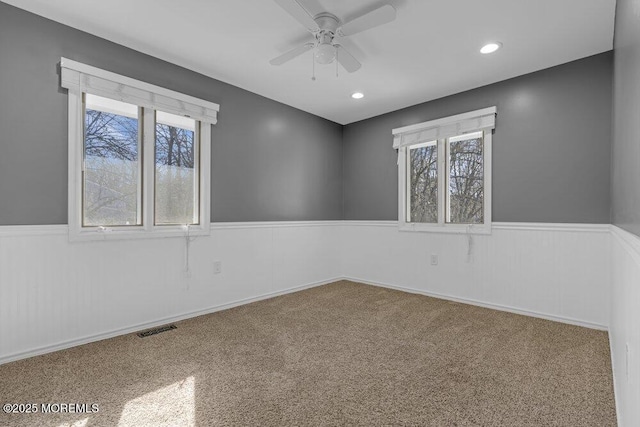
[154,111,200,225]
[61,58,219,240]
[83,95,141,227]
[394,107,495,234]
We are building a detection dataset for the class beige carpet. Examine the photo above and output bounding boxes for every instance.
[0,281,616,426]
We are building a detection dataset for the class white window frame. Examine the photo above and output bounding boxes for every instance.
[394,107,495,235]
[61,58,219,241]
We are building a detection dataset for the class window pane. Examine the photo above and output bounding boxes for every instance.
[155,111,199,225]
[447,132,484,224]
[83,94,140,226]
[409,142,438,223]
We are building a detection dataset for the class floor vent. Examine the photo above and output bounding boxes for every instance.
[137,324,177,338]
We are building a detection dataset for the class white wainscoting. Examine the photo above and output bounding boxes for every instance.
[0,222,343,364]
[339,221,611,329]
[0,221,612,366]
[610,226,640,427]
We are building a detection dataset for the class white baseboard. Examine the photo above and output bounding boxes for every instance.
[343,276,608,331]
[0,277,341,366]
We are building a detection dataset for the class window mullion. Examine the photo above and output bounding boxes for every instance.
[135,106,144,226]
[405,147,411,223]
[397,147,407,226]
[199,123,212,228]
[142,108,155,231]
[483,130,492,229]
[193,123,201,224]
[438,139,446,226]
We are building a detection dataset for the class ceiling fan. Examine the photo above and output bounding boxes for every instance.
[270,0,397,73]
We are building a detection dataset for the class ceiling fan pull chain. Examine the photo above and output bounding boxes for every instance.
[312,51,316,81]
[336,48,339,78]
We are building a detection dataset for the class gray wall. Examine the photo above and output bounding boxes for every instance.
[0,2,615,226]
[0,2,343,225]
[611,0,640,237]
[343,53,613,223]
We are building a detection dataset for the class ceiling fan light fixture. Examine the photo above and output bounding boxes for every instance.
[271,1,396,73]
[315,43,336,64]
[480,42,502,54]
[351,92,364,99]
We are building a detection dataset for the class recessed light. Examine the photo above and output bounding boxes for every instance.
[351,92,364,99]
[480,42,502,54]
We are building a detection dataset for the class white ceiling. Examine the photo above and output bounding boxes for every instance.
[4,0,616,124]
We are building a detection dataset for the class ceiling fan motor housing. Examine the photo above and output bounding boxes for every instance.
[313,13,340,64]
[314,12,340,33]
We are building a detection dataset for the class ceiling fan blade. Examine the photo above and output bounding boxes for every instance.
[338,4,396,37]
[270,43,314,66]
[335,45,361,73]
[273,0,319,32]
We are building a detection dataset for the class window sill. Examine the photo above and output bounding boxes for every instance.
[398,223,492,235]
[69,224,210,242]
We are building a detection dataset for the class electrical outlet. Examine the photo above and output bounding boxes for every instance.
[213,261,222,274]
[430,254,438,266]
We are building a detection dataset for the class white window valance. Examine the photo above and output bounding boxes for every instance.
[392,106,496,149]
[60,57,219,125]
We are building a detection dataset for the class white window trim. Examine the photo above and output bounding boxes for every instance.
[394,107,495,235]
[61,58,218,241]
